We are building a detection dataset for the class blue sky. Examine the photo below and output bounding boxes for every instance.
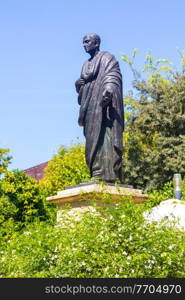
[1,0,185,170]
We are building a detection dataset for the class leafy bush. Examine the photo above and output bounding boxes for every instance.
[0,148,12,176]
[0,169,56,246]
[0,196,184,278]
[0,170,48,223]
[0,221,58,277]
[40,144,90,197]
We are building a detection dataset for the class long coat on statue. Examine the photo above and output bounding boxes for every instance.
[76,51,124,182]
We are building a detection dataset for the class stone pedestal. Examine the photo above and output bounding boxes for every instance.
[46,182,148,222]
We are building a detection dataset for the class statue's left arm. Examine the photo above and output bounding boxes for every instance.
[100,53,122,108]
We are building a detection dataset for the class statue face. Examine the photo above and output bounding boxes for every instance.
[83,35,98,53]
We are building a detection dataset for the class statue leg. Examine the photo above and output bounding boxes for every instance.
[91,107,118,182]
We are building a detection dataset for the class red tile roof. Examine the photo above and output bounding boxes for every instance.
[23,161,48,181]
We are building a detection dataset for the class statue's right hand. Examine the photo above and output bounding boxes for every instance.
[78,79,85,86]
[75,78,85,92]
[78,116,84,127]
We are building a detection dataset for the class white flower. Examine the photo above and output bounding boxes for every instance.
[146,265,152,269]
[79,262,86,267]
[51,255,58,260]
[23,231,31,235]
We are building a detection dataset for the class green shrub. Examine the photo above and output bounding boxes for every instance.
[0,221,58,278]
[40,144,90,197]
[0,197,184,278]
[0,170,47,223]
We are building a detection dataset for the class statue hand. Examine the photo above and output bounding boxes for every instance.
[78,116,84,127]
[101,88,113,108]
[75,78,85,93]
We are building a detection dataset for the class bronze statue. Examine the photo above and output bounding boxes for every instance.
[75,33,124,183]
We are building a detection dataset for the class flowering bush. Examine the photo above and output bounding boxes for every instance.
[0,197,184,278]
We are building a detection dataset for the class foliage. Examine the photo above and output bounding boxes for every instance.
[0,148,12,176]
[0,221,58,277]
[122,50,185,190]
[0,196,185,278]
[40,144,90,197]
[0,170,47,224]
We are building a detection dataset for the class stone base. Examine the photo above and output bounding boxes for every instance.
[47,182,148,222]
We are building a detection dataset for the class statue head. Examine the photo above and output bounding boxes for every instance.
[83,33,101,54]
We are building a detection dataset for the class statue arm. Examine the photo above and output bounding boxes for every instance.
[101,54,122,108]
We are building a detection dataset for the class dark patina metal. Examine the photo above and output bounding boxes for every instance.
[75,33,124,183]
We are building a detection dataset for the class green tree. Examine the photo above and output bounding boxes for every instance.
[0,170,47,224]
[40,144,90,197]
[0,148,11,176]
[122,51,185,190]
